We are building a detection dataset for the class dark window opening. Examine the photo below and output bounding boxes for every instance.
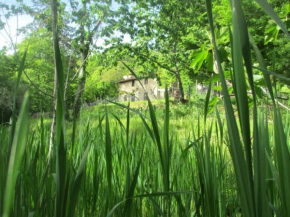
[144,78,148,84]
[144,93,148,100]
[131,94,135,101]
[132,80,135,86]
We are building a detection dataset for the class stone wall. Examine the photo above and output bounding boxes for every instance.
[119,78,165,102]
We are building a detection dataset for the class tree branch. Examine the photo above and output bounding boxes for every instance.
[65,50,91,90]
[129,48,176,74]
[23,70,53,98]
[277,100,290,111]
[88,19,102,43]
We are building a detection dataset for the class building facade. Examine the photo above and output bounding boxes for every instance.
[119,75,165,101]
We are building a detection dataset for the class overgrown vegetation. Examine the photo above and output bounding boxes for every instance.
[1,0,290,216]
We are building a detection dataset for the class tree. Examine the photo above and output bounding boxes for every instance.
[0,48,26,124]
[108,0,207,102]
[83,55,130,101]
[15,27,79,113]
[16,28,55,112]
[69,0,118,119]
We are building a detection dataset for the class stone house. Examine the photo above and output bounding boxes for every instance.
[118,75,165,101]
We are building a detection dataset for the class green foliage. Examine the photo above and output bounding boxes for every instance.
[0,49,24,124]
[107,0,208,100]
[83,58,127,101]
[15,27,78,113]
[17,28,54,112]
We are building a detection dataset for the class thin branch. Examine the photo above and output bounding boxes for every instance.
[15,13,18,45]
[276,96,289,101]
[130,48,176,74]
[276,100,290,111]
[4,15,13,44]
[23,70,53,98]
[0,31,10,46]
[88,19,102,42]
[65,51,91,89]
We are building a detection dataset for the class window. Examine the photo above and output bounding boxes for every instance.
[144,93,148,100]
[132,80,135,86]
[124,95,127,101]
[131,94,135,101]
[144,78,148,85]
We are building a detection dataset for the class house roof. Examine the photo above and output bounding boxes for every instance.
[119,75,137,83]
[119,77,136,83]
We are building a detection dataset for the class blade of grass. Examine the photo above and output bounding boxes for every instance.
[51,0,66,216]
[105,108,113,200]
[3,92,29,217]
[147,97,166,189]
[254,112,271,217]
[67,144,90,217]
[204,80,212,124]
[255,0,290,39]
[273,109,290,216]
[231,1,272,215]
[205,0,256,216]
[107,191,194,217]
[9,47,28,155]
[230,0,253,189]
[253,66,290,82]
[123,150,143,216]
[249,35,275,103]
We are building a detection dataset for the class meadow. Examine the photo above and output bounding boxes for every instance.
[1,88,289,217]
[1,0,290,216]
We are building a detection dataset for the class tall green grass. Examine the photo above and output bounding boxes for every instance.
[206,0,290,216]
[1,0,290,216]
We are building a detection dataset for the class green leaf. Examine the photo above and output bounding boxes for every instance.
[280,86,290,94]
[3,92,29,217]
[9,47,28,154]
[264,24,280,45]
[255,0,290,39]
[190,49,209,72]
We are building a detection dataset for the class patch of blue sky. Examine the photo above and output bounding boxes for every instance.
[0,0,131,50]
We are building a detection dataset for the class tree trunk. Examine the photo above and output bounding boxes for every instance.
[173,40,185,103]
[175,69,185,103]
[73,50,88,119]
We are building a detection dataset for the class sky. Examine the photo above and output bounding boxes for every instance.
[0,0,131,51]
[0,14,33,49]
[0,0,34,49]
